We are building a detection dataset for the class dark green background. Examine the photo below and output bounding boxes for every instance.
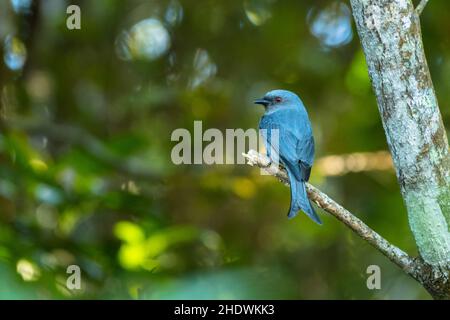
[1,0,448,299]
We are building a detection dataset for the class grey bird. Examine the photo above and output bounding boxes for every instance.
[254,89,322,224]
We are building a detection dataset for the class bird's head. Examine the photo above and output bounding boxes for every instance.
[254,89,301,110]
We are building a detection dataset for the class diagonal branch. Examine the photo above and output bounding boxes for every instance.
[415,0,430,16]
[242,150,419,277]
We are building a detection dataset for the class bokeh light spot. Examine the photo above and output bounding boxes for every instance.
[3,35,27,71]
[114,221,145,244]
[10,0,32,14]
[244,0,273,26]
[307,1,353,48]
[115,18,171,61]
[16,259,40,281]
[165,0,183,26]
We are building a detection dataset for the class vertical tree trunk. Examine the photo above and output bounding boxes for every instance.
[349,0,450,297]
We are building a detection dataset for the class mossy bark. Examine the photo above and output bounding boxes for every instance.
[350,0,450,298]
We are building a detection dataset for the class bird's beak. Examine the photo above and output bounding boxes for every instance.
[254,97,270,107]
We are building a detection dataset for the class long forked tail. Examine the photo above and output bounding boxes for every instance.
[287,170,322,225]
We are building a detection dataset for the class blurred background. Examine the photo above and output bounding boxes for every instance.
[0,0,448,299]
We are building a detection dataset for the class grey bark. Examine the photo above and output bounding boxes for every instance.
[349,0,450,298]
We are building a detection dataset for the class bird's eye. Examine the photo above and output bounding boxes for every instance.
[275,97,282,103]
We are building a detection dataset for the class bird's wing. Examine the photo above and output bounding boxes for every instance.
[296,135,314,181]
[260,115,314,181]
[282,128,314,181]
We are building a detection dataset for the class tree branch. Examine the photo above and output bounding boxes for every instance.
[415,0,429,16]
[243,150,450,298]
[242,150,418,275]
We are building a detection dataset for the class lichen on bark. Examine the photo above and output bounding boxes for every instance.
[349,0,450,268]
